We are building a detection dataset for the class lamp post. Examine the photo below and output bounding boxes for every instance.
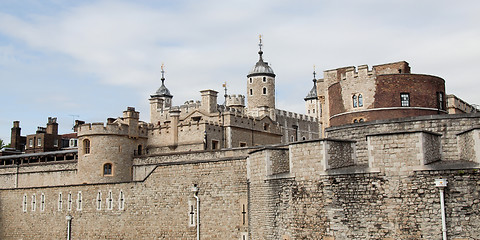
[192,185,200,240]
[435,179,448,240]
[66,215,73,240]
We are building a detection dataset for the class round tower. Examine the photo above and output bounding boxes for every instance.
[246,35,276,116]
[77,107,148,184]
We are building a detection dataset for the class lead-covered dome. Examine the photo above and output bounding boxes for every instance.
[247,50,276,78]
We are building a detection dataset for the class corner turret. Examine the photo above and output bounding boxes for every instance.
[246,35,276,118]
[150,64,173,123]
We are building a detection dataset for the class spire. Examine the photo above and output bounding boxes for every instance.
[258,34,264,62]
[151,63,172,98]
[305,65,318,100]
[161,63,165,85]
[248,35,275,77]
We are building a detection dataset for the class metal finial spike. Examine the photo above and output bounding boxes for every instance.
[161,63,165,80]
[258,34,263,51]
[313,65,317,79]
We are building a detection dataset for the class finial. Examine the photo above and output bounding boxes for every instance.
[161,63,165,83]
[258,34,263,51]
[313,65,317,80]
[257,34,264,61]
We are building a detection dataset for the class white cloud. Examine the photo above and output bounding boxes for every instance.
[0,0,480,142]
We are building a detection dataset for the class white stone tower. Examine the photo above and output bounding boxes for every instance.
[149,64,173,123]
[246,35,276,118]
[305,66,320,118]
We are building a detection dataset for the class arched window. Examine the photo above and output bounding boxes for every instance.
[358,94,363,107]
[83,139,90,154]
[249,78,252,83]
[354,119,358,123]
[263,77,266,82]
[352,95,358,108]
[263,87,267,94]
[359,118,364,123]
[103,163,112,176]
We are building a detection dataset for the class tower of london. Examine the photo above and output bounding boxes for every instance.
[0,38,479,239]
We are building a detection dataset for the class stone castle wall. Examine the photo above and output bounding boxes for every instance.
[326,113,480,165]
[0,162,77,189]
[0,157,248,239]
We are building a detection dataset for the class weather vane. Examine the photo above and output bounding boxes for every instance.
[258,34,263,51]
[313,65,316,79]
[161,63,165,80]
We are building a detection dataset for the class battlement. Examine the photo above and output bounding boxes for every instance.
[275,109,317,122]
[226,94,245,107]
[324,61,411,82]
[77,122,148,138]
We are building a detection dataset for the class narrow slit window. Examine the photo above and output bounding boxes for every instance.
[97,191,102,210]
[107,191,113,210]
[77,192,82,211]
[40,193,45,211]
[67,193,72,211]
[119,191,125,210]
[23,194,28,212]
[263,87,267,95]
[58,193,63,211]
[32,194,36,212]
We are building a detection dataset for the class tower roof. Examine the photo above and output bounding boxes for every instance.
[247,35,275,78]
[305,68,318,100]
[151,64,173,98]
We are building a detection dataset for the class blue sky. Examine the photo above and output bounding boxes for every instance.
[1,0,479,143]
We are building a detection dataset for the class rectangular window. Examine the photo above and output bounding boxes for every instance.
[118,191,125,210]
[37,138,42,147]
[23,194,28,212]
[239,142,247,147]
[400,93,410,107]
[437,92,444,110]
[77,192,83,211]
[29,139,33,148]
[54,139,58,147]
[40,193,45,211]
[211,140,219,150]
[67,193,72,211]
[97,191,102,210]
[58,193,63,211]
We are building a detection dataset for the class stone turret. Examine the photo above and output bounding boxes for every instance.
[77,107,148,184]
[246,36,276,118]
[226,94,245,112]
[305,68,320,119]
[150,64,173,123]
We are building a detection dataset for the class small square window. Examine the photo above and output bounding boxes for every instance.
[400,93,410,107]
